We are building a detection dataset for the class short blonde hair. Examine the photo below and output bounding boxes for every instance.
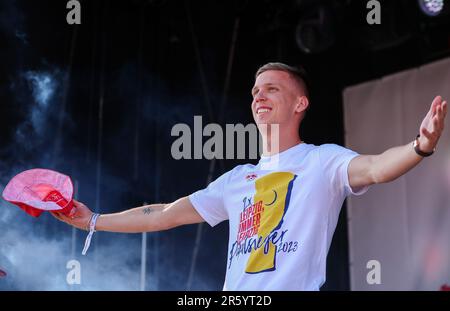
[255,62,310,98]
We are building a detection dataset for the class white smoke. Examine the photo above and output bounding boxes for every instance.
[1,62,222,291]
[23,70,59,136]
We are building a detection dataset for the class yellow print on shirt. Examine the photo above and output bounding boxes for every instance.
[245,172,297,273]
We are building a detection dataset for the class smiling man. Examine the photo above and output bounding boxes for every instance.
[53,62,447,290]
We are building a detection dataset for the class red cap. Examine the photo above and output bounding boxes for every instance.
[2,169,74,217]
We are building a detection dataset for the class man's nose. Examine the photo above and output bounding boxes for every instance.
[254,92,266,102]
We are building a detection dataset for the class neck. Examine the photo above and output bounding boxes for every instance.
[260,125,302,156]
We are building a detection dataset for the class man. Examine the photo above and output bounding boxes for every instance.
[54,62,447,290]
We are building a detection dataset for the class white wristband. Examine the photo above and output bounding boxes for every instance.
[82,213,100,255]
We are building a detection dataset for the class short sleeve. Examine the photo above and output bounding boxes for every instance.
[318,144,369,197]
[188,170,231,227]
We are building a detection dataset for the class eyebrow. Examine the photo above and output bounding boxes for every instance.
[251,83,279,95]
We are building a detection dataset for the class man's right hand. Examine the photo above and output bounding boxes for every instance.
[52,199,93,231]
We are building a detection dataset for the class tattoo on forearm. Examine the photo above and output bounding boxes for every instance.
[142,207,153,215]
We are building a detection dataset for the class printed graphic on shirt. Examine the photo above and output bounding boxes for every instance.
[245,173,257,182]
[229,172,298,274]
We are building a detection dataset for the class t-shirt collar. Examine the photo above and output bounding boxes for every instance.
[259,142,307,164]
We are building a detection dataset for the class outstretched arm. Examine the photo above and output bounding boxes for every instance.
[53,196,204,233]
[348,95,447,188]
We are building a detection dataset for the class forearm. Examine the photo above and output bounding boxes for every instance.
[95,203,169,233]
[372,141,423,184]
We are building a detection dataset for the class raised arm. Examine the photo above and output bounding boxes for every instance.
[348,95,447,188]
[53,196,204,233]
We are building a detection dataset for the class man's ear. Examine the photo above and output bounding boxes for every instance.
[295,96,309,113]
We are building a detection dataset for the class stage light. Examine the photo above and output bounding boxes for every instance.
[418,0,445,16]
[295,5,335,54]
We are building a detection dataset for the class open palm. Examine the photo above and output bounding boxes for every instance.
[419,96,447,153]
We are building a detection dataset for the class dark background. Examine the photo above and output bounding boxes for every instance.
[0,0,449,290]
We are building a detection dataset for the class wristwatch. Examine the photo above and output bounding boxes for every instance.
[413,134,435,157]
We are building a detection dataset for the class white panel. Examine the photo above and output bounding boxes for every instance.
[344,57,450,290]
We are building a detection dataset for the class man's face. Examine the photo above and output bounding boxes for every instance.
[251,70,304,128]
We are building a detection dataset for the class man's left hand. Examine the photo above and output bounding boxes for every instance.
[418,95,447,153]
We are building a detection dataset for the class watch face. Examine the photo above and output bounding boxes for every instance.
[413,138,434,157]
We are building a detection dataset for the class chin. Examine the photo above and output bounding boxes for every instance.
[255,120,278,129]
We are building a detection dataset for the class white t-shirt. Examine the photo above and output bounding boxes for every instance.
[189,142,369,291]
